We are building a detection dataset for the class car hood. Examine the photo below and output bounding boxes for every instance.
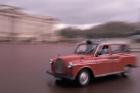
[58,54,94,64]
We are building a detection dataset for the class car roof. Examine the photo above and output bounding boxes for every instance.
[79,40,128,45]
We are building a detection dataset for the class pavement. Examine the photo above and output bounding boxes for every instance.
[0,43,139,93]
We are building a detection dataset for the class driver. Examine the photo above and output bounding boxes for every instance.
[101,45,109,54]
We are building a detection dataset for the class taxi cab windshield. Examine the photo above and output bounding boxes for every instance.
[75,44,97,54]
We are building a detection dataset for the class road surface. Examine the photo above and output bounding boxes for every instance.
[0,43,139,93]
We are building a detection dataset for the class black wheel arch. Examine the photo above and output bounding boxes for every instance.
[125,64,135,68]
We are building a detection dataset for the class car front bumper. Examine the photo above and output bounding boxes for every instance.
[46,70,74,80]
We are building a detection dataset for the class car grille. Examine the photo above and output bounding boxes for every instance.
[53,58,64,73]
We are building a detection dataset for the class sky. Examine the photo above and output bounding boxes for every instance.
[1,0,140,25]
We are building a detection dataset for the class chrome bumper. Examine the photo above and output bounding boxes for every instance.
[46,70,74,80]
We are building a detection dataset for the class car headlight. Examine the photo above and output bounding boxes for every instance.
[49,59,53,64]
[67,62,73,69]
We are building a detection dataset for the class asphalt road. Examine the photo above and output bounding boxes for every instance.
[0,43,139,93]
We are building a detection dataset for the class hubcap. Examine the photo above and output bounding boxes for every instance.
[79,72,89,85]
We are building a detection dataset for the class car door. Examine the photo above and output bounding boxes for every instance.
[95,45,113,76]
[110,44,123,72]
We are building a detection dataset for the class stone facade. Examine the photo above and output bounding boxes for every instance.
[0,5,57,42]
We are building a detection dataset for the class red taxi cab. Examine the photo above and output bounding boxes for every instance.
[47,40,137,86]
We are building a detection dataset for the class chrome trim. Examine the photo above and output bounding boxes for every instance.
[53,58,64,73]
[67,62,73,69]
[95,71,123,77]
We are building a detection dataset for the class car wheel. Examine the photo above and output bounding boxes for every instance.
[77,69,90,86]
[121,66,131,77]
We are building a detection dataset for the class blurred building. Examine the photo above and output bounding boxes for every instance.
[0,5,57,42]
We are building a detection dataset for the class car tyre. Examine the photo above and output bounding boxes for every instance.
[121,66,131,77]
[77,69,90,86]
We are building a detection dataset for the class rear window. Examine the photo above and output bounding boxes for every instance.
[111,44,129,54]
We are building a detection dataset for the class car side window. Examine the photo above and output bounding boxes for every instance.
[102,45,110,54]
[111,44,129,54]
[111,45,121,54]
[96,45,110,56]
[120,45,130,52]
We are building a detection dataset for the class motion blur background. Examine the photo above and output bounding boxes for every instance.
[0,0,140,43]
